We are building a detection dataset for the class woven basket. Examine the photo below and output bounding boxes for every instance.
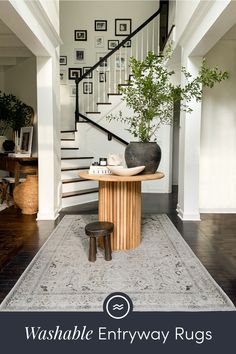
[13,175,38,214]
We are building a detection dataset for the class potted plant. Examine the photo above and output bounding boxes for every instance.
[0,91,33,152]
[107,48,229,173]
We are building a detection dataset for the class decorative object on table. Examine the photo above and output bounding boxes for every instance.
[107,153,123,166]
[85,221,113,262]
[125,142,161,174]
[0,90,33,136]
[2,139,15,152]
[89,165,112,175]
[108,165,145,176]
[107,48,229,174]
[0,91,33,154]
[1,214,234,311]
[11,126,33,157]
[99,157,107,166]
[13,175,38,214]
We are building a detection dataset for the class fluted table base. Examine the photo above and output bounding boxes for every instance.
[99,181,141,250]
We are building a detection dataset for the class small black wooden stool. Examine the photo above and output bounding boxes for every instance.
[85,221,114,262]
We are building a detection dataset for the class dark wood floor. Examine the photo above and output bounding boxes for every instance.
[0,189,236,305]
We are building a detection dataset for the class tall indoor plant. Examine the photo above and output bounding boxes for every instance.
[107,48,229,173]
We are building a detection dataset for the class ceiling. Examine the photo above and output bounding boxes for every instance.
[0,18,33,72]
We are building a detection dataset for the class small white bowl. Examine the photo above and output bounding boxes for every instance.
[108,165,145,176]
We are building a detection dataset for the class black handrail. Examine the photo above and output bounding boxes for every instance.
[77,6,163,83]
[78,113,129,146]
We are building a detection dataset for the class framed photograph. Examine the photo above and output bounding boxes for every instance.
[83,67,93,79]
[74,48,85,63]
[95,36,104,48]
[60,56,67,65]
[19,127,33,156]
[115,19,132,36]
[95,20,107,31]
[68,67,82,80]
[69,85,76,97]
[96,53,108,68]
[60,69,67,84]
[108,40,119,50]
[74,30,87,41]
[83,82,93,94]
[123,40,131,48]
[99,72,106,83]
[115,54,126,70]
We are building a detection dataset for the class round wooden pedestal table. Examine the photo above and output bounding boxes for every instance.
[79,172,164,250]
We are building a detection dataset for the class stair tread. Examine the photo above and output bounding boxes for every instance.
[61,138,75,141]
[61,130,77,133]
[61,157,93,160]
[62,177,89,184]
[86,111,101,114]
[61,147,79,150]
[61,166,90,171]
[97,102,112,105]
[62,188,98,198]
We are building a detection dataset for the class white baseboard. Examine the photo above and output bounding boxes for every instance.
[200,208,236,213]
[178,208,201,221]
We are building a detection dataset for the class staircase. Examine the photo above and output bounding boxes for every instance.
[60,4,168,208]
[60,130,98,208]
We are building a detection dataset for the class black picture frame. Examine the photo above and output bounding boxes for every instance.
[60,56,67,65]
[95,20,107,31]
[74,30,87,41]
[68,67,82,80]
[83,67,93,79]
[74,48,85,63]
[123,40,131,48]
[99,72,106,83]
[83,82,93,94]
[108,40,119,50]
[115,18,132,36]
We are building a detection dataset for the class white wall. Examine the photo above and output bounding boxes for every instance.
[60,0,159,130]
[200,39,236,212]
[4,57,38,156]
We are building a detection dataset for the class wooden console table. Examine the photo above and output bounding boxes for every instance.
[0,154,38,186]
[79,171,164,251]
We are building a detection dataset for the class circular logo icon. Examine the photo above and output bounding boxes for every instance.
[103,292,133,319]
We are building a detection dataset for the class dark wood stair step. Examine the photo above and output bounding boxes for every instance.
[61,138,75,141]
[61,166,90,172]
[86,111,101,114]
[61,130,77,133]
[62,188,98,198]
[97,102,112,105]
[107,93,122,96]
[61,157,93,160]
[61,147,79,150]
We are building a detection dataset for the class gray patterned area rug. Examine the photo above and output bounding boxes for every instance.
[0,214,234,312]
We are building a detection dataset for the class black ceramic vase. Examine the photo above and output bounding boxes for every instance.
[125,142,162,174]
[2,139,15,152]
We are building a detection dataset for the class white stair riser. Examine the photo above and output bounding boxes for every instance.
[61,158,93,169]
[61,140,78,148]
[61,132,75,140]
[61,169,89,179]
[62,180,98,193]
[61,149,81,158]
[61,192,98,208]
